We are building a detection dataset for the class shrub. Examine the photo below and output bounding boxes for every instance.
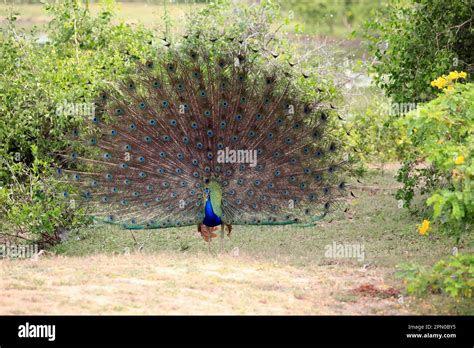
[0,0,154,177]
[396,253,474,299]
[348,91,401,166]
[364,0,473,104]
[0,145,91,248]
[396,78,473,239]
[0,1,155,246]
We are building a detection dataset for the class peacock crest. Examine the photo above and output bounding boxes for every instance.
[57,34,355,236]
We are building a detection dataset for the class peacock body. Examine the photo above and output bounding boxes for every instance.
[58,34,353,244]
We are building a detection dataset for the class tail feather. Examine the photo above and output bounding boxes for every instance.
[58,40,353,228]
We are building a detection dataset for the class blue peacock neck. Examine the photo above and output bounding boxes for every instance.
[203,195,222,227]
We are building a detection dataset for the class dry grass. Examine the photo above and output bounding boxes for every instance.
[0,252,419,315]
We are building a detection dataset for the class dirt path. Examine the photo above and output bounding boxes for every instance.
[0,253,420,315]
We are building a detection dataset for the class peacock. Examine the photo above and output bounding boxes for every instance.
[57,33,354,251]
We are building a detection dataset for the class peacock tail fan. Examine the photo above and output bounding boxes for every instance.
[56,35,356,230]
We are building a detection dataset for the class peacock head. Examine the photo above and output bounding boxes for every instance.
[203,179,222,206]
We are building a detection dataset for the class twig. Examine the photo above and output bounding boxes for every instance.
[449,17,472,34]
[0,231,34,243]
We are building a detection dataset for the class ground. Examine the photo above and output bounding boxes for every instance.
[1,168,472,315]
[0,253,415,315]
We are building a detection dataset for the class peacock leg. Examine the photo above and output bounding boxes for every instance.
[225,223,232,238]
[198,223,211,253]
[220,224,225,252]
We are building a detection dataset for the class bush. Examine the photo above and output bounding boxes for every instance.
[0,1,155,246]
[364,0,473,104]
[0,0,154,177]
[397,253,474,299]
[348,91,401,166]
[0,145,91,248]
[395,78,473,239]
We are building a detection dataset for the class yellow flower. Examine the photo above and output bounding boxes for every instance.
[454,155,465,165]
[418,219,430,235]
[431,71,467,90]
[448,71,459,80]
[436,139,444,144]
[438,77,447,88]
[430,76,448,89]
